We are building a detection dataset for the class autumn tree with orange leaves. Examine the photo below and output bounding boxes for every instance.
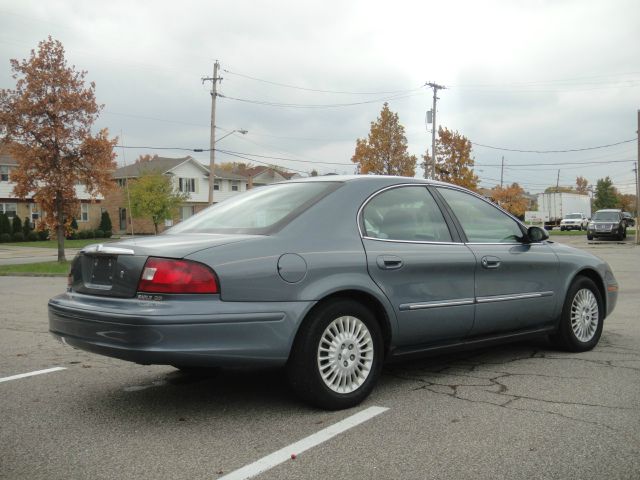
[491,182,528,217]
[422,127,478,190]
[0,37,117,261]
[352,103,416,176]
[576,176,589,194]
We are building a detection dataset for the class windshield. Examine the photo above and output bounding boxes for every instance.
[167,181,341,234]
[565,214,582,219]
[593,211,619,222]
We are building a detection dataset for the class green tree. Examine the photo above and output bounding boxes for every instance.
[0,37,117,261]
[129,170,187,234]
[351,103,416,176]
[544,186,575,193]
[99,211,112,235]
[593,177,618,210]
[422,127,478,190]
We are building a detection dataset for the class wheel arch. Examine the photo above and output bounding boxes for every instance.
[570,268,607,314]
[288,289,393,361]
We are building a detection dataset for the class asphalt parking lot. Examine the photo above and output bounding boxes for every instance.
[1,235,639,480]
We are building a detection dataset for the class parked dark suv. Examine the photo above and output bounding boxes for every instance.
[587,209,626,241]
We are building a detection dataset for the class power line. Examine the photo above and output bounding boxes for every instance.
[215,148,353,166]
[476,158,635,167]
[471,138,637,154]
[217,92,423,109]
[223,68,423,95]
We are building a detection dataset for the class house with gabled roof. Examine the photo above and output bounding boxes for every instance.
[0,146,103,231]
[104,155,249,234]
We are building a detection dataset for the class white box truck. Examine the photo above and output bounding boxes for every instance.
[536,192,591,230]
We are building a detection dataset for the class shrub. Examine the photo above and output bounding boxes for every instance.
[12,231,24,242]
[99,211,112,233]
[12,216,22,235]
[0,213,11,235]
[67,232,78,240]
[70,217,78,231]
[0,233,11,243]
[23,217,32,237]
[104,230,113,239]
[27,231,39,241]
[77,230,88,239]
[38,230,49,241]
[95,229,105,238]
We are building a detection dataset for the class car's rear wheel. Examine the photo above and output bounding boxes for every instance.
[287,299,383,410]
[551,277,603,352]
[587,234,594,240]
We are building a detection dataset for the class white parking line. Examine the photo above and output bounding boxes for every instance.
[0,367,66,383]
[218,405,389,480]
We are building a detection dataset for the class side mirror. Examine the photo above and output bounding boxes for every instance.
[527,226,549,243]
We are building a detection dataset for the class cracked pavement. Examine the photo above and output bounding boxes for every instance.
[1,236,639,480]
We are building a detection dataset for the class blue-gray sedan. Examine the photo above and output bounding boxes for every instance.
[49,176,619,410]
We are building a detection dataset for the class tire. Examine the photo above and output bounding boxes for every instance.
[587,234,593,240]
[616,228,624,241]
[287,299,383,410]
[551,277,603,352]
[560,226,565,231]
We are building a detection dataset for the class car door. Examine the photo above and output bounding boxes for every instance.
[435,186,559,336]
[360,185,476,347]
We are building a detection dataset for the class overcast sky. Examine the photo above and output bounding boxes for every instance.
[1,0,639,194]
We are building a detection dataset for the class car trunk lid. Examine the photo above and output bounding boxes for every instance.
[70,234,255,298]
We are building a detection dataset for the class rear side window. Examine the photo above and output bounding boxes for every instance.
[437,187,523,243]
[169,182,341,234]
[362,186,452,242]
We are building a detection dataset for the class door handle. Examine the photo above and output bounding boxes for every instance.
[376,255,404,270]
[481,256,501,269]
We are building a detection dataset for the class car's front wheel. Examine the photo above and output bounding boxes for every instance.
[287,299,383,410]
[551,277,603,352]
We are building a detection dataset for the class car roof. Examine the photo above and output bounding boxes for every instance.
[280,174,453,188]
[595,209,621,212]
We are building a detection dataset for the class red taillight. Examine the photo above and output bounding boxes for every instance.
[137,257,219,294]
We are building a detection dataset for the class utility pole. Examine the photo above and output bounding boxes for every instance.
[500,156,504,188]
[556,169,560,191]
[203,61,222,205]
[636,110,640,245]
[427,82,446,179]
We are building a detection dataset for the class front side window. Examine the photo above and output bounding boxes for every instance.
[362,186,452,242]
[438,187,524,243]
[169,181,341,234]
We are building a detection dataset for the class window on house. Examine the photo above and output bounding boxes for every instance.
[0,166,11,182]
[30,203,40,221]
[213,180,221,191]
[178,177,196,193]
[231,181,240,192]
[116,178,127,187]
[80,204,89,222]
[181,205,195,221]
[1,203,17,218]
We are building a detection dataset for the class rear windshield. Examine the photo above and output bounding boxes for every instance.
[167,181,341,234]
[565,214,582,219]
[593,211,619,222]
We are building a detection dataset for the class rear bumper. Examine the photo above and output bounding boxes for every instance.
[48,292,313,367]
